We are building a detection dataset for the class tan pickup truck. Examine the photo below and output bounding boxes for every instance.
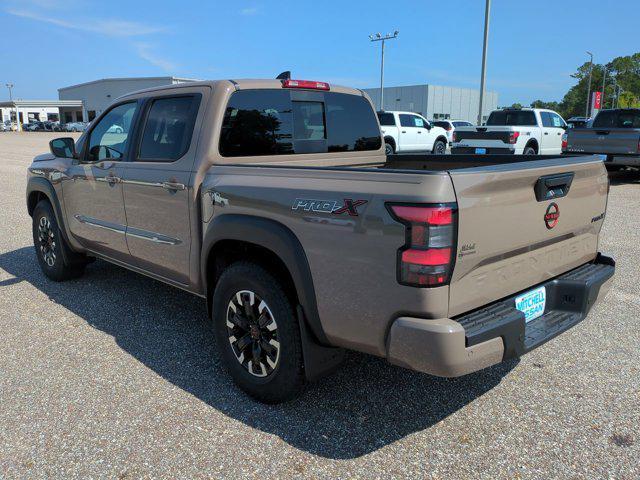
[26,77,614,403]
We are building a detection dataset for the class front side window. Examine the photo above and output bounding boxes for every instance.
[550,112,566,128]
[616,111,640,128]
[138,96,200,161]
[219,90,381,157]
[87,102,138,162]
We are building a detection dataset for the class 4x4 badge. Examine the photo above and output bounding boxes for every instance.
[544,202,559,229]
[292,198,368,216]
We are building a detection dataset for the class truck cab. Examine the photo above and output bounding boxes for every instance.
[377,110,448,155]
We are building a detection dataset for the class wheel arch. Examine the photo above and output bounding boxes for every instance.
[26,177,72,245]
[201,214,329,346]
[524,139,539,153]
[384,136,396,151]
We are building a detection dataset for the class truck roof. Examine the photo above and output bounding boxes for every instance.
[117,79,365,100]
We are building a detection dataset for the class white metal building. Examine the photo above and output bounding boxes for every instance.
[363,84,499,124]
[58,76,199,122]
[0,99,83,127]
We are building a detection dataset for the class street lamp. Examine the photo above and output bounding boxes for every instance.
[369,30,399,111]
[477,0,491,125]
[585,51,593,118]
[5,83,18,132]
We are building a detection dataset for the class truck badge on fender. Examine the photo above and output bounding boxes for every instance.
[292,198,367,216]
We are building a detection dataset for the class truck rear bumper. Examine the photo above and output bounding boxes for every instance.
[451,146,515,155]
[609,155,640,166]
[386,254,615,377]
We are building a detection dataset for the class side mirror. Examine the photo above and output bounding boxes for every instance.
[49,137,76,159]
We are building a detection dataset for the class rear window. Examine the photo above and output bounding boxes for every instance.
[593,110,640,128]
[453,121,472,127]
[433,121,450,129]
[377,112,396,126]
[486,110,537,126]
[219,89,381,157]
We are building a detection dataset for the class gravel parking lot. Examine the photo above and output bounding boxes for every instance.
[1,133,639,479]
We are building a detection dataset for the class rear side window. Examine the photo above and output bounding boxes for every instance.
[219,90,381,157]
[138,95,200,161]
[377,112,396,126]
[486,110,537,126]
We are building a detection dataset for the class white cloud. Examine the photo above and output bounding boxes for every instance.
[134,43,176,72]
[6,8,165,37]
[240,7,259,15]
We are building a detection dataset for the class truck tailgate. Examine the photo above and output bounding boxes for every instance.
[567,128,640,155]
[447,156,608,317]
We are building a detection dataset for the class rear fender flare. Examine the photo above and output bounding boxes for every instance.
[201,214,328,345]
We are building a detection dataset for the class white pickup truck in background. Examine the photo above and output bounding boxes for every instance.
[377,111,449,155]
[452,108,567,155]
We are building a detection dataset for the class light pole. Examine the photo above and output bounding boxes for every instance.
[5,83,20,132]
[585,51,593,118]
[369,31,399,111]
[477,0,491,125]
[599,66,607,111]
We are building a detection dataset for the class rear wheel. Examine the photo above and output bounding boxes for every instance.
[523,145,537,155]
[32,200,86,281]
[212,262,306,403]
[432,139,447,155]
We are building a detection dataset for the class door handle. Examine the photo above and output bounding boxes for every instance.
[417,130,422,134]
[544,132,549,135]
[162,182,186,191]
[401,130,407,133]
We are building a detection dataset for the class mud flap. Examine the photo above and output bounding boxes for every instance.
[296,305,344,382]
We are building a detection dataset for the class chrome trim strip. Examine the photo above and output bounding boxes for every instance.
[121,179,165,188]
[126,226,182,245]
[74,215,126,234]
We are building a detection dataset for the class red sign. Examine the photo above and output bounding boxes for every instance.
[592,91,602,110]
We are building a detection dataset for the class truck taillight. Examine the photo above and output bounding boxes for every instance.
[387,204,457,287]
[282,79,330,90]
[562,133,568,151]
[452,132,457,142]
[508,131,520,144]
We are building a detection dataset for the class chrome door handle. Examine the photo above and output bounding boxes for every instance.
[162,182,185,191]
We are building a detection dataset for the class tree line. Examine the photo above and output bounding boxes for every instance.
[509,52,640,119]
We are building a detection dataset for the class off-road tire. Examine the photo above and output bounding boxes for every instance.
[212,262,306,403]
[32,200,86,281]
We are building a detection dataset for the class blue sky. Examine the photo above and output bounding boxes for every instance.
[2,0,639,106]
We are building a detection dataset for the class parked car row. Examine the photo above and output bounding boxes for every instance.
[14,121,88,132]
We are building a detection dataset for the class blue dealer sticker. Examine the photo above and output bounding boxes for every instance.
[515,286,546,323]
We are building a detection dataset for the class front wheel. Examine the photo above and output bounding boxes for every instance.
[385,142,394,155]
[432,139,447,155]
[32,200,86,281]
[212,262,306,403]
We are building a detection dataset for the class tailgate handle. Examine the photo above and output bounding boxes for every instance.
[595,130,610,135]
[534,173,574,201]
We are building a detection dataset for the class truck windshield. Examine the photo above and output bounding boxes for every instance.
[486,110,537,126]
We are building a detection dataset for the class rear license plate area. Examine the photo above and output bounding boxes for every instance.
[515,286,546,323]
[475,148,487,154]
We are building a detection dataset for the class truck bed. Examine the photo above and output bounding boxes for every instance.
[381,154,586,171]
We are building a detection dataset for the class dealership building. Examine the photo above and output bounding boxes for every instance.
[363,84,499,124]
[1,76,198,129]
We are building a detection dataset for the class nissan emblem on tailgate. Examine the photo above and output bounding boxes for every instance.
[544,202,560,229]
